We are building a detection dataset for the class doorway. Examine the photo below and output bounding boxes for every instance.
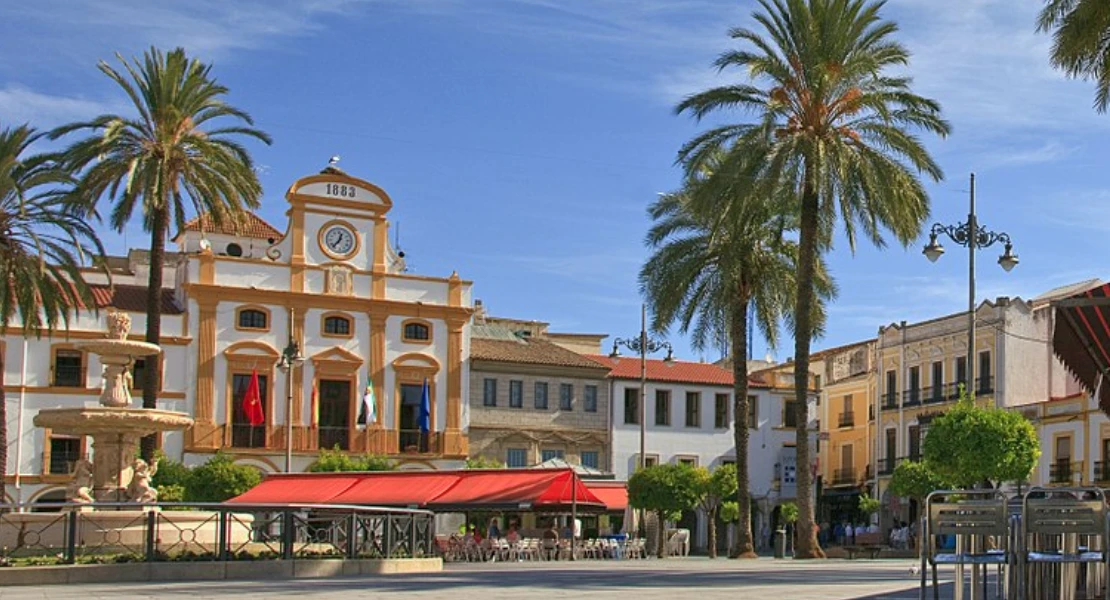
[318,379,351,450]
[399,383,425,452]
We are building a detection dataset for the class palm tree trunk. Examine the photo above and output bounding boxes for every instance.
[791,170,825,560]
[139,206,167,462]
[731,295,757,558]
[707,505,718,559]
[0,348,7,504]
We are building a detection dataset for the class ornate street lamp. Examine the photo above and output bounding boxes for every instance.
[922,173,1018,399]
[276,337,305,472]
[610,304,674,471]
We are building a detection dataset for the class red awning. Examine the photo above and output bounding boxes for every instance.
[1053,282,1110,414]
[226,474,361,504]
[226,468,605,512]
[330,472,462,507]
[427,470,604,511]
[585,482,627,512]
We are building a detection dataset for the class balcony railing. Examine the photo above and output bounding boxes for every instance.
[945,381,968,399]
[318,426,349,451]
[976,375,994,395]
[923,385,946,404]
[231,424,266,449]
[52,364,85,388]
[1049,459,1078,484]
[837,411,855,428]
[399,430,440,454]
[832,468,857,486]
[902,389,921,407]
[877,458,895,476]
[1095,461,1110,483]
[881,393,899,410]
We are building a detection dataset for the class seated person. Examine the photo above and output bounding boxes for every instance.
[506,525,520,544]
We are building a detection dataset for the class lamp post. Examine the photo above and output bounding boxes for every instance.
[922,173,1018,400]
[277,338,305,473]
[609,304,674,470]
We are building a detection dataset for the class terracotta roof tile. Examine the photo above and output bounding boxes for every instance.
[587,355,767,388]
[178,212,282,240]
[471,338,610,370]
[89,284,183,315]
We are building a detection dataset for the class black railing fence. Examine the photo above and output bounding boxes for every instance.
[0,502,435,564]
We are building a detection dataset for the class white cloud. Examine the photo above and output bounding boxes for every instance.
[0,86,124,128]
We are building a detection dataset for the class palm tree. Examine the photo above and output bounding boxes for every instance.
[1038,0,1110,112]
[0,123,105,501]
[675,0,949,558]
[640,159,834,559]
[52,47,271,461]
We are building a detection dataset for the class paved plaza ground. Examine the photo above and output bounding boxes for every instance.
[0,558,992,600]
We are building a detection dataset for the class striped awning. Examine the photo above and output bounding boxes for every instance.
[1052,282,1110,414]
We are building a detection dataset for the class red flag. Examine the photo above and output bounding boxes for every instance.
[243,369,265,426]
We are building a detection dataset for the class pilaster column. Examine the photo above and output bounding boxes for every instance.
[292,307,305,425]
[194,298,217,423]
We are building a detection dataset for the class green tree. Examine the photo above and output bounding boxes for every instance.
[857,493,881,522]
[922,396,1040,489]
[307,448,397,472]
[51,47,271,462]
[465,456,506,469]
[1038,0,1110,112]
[185,453,262,502]
[641,164,834,559]
[675,0,949,558]
[889,459,949,509]
[628,464,702,558]
[0,124,104,502]
[693,466,739,558]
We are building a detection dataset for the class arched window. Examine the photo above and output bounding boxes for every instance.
[226,242,243,257]
[237,308,268,330]
[324,315,352,336]
[402,320,431,343]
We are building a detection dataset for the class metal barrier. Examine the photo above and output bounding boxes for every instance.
[920,489,1011,600]
[0,502,435,565]
[1018,487,1109,600]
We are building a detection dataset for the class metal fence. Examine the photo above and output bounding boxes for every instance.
[0,502,435,565]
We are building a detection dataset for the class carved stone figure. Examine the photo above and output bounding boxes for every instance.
[128,458,159,504]
[107,311,131,340]
[326,265,352,295]
[66,459,95,504]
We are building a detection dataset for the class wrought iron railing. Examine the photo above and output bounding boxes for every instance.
[881,393,898,410]
[902,389,921,407]
[52,364,85,387]
[1095,461,1110,484]
[0,502,435,564]
[877,458,895,476]
[832,468,856,486]
[231,424,266,449]
[946,381,968,399]
[923,385,946,404]
[837,411,855,428]
[976,375,994,395]
[1049,460,1077,484]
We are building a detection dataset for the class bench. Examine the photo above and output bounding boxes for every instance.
[843,545,884,559]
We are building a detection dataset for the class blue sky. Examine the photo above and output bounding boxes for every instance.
[1,0,1107,363]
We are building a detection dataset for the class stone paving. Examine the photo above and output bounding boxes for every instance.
[0,558,979,600]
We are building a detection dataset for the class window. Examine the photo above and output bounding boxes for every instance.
[506,448,527,468]
[560,383,573,411]
[53,349,84,387]
[541,449,564,462]
[231,372,268,448]
[978,351,992,392]
[48,437,81,475]
[908,425,921,460]
[956,356,968,386]
[624,388,639,424]
[483,378,497,407]
[838,394,854,428]
[402,321,431,342]
[908,366,921,403]
[715,393,730,428]
[509,380,523,408]
[581,451,599,470]
[534,382,549,410]
[644,455,659,467]
[748,395,759,428]
[677,456,698,467]
[931,361,943,400]
[685,392,701,427]
[584,385,598,412]
[885,370,897,405]
[814,374,822,390]
[655,390,671,426]
[323,315,352,336]
[237,308,268,330]
[783,400,798,428]
[225,242,243,257]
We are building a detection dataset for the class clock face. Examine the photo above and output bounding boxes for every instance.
[323,225,356,257]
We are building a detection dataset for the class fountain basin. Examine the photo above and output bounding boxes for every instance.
[33,407,193,436]
[76,339,161,358]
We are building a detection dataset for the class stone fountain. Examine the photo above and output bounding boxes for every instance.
[33,312,194,504]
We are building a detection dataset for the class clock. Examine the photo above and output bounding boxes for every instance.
[321,223,357,258]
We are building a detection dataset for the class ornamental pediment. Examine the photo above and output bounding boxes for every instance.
[310,346,364,366]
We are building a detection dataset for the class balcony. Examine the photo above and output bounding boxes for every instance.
[976,375,994,395]
[318,426,350,451]
[231,424,266,449]
[832,468,857,486]
[881,393,899,410]
[945,381,968,399]
[1049,459,1078,484]
[877,458,895,476]
[837,411,855,428]
[902,389,921,407]
[398,430,440,454]
[923,385,947,405]
[1095,461,1110,484]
